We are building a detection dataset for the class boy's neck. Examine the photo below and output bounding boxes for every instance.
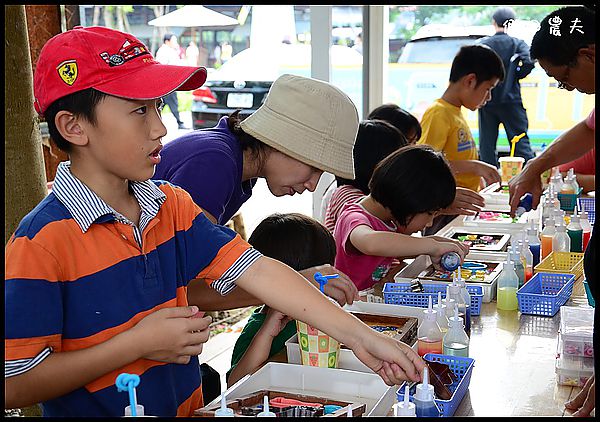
[441,84,463,108]
[70,160,141,225]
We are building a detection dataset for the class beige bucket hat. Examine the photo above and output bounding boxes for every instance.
[240,74,359,179]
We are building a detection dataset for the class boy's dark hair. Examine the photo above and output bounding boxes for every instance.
[369,144,456,227]
[163,33,175,43]
[449,44,505,86]
[248,213,336,271]
[228,110,272,173]
[336,119,408,195]
[45,88,109,153]
[367,104,422,142]
[530,6,595,66]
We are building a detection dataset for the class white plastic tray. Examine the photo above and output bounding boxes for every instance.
[204,362,398,416]
[436,226,512,252]
[462,209,531,230]
[393,252,507,302]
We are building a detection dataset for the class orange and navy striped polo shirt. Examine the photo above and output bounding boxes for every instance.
[5,162,262,416]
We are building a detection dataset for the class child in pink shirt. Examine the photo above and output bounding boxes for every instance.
[334,145,469,291]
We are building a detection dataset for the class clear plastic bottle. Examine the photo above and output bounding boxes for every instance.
[454,271,472,337]
[567,168,580,193]
[497,258,519,311]
[417,296,443,357]
[432,291,448,334]
[550,168,564,194]
[526,220,541,267]
[508,245,525,288]
[559,175,575,195]
[540,215,556,260]
[413,367,442,418]
[256,395,276,417]
[521,238,534,283]
[443,306,470,357]
[447,281,470,337]
[580,210,592,251]
[552,222,571,253]
[566,214,583,253]
[215,394,235,417]
[394,384,416,417]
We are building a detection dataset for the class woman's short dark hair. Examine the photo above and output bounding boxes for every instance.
[248,213,336,271]
[449,44,505,86]
[44,88,109,153]
[530,6,595,66]
[336,119,408,195]
[228,110,272,173]
[367,104,422,142]
[369,144,456,226]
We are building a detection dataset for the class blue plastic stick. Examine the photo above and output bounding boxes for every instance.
[116,373,140,416]
[313,272,339,293]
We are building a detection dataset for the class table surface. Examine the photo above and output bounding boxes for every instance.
[269,214,595,417]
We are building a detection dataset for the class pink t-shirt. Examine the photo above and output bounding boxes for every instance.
[334,202,399,291]
[324,184,364,233]
[558,109,596,174]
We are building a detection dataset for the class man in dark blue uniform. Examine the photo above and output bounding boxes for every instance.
[478,7,536,167]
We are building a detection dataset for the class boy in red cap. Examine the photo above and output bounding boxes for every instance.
[5,26,425,417]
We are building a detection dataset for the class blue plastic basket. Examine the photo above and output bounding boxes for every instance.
[583,279,595,308]
[516,272,575,316]
[397,353,475,417]
[558,188,582,212]
[577,197,595,225]
[382,283,483,316]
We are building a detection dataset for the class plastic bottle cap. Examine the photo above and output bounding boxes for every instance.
[395,385,416,416]
[257,396,276,417]
[449,305,463,326]
[415,367,435,401]
[124,405,145,417]
[215,394,235,417]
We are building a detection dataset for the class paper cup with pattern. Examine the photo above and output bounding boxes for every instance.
[296,320,340,368]
[499,156,525,184]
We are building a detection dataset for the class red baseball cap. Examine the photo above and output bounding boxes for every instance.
[33,26,207,116]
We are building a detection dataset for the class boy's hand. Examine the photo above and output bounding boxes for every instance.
[300,265,360,306]
[441,187,485,216]
[259,308,292,339]
[132,306,212,365]
[428,237,469,270]
[470,160,502,187]
[350,330,426,386]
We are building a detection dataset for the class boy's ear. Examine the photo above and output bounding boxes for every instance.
[55,111,89,146]
[463,73,478,89]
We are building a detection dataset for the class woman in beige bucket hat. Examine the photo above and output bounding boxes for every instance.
[155,74,361,309]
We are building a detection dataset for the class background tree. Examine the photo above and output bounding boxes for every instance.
[5,5,48,245]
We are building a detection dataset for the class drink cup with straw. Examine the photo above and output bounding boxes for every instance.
[499,132,526,184]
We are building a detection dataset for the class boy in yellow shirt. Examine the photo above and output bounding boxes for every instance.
[418,44,504,233]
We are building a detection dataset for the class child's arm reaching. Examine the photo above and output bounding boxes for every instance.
[235,256,426,385]
[449,159,502,187]
[228,308,291,386]
[5,306,211,409]
[349,225,468,266]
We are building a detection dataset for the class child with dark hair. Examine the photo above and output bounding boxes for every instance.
[227,213,337,385]
[418,44,505,234]
[323,119,408,233]
[334,145,469,291]
[368,103,422,144]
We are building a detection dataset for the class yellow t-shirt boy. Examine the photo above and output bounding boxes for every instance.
[418,44,505,192]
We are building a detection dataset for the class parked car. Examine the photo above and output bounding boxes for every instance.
[388,22,595,151]
[191,43,363,129]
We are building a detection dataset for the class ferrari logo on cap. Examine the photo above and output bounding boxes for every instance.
[57,60,78,86]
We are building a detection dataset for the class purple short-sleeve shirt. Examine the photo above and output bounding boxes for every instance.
[154,117,256,224]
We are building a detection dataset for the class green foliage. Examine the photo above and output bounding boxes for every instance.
[390,5,569,40]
